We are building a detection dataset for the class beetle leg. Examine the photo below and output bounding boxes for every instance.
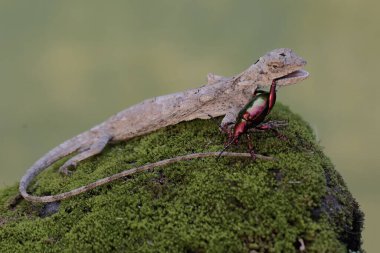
[257,120,288,129]
[256,121,288,141]
[246,133,256,160]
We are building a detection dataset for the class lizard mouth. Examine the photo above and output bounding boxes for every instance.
[276,69,309,86]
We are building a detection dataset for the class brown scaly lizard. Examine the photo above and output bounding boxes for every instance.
[19,48,309,203]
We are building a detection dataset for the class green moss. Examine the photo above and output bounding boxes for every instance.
[0,103,363,252]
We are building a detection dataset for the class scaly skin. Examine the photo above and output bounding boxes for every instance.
[19,48,309,203]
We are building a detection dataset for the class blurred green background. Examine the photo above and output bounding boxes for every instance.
[0,1,378,251]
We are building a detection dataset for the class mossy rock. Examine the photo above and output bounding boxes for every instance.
[0,104,363,252]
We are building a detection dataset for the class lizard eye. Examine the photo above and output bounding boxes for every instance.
[270,62,283,70]
[279,53,286,57]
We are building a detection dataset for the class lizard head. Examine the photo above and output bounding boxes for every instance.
[252,48,309,86]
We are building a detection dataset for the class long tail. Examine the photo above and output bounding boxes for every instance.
[19,131,94,203]
[20,151,274,203]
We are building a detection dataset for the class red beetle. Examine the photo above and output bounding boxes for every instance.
[220,79,284,159]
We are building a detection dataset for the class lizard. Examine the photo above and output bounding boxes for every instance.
[19,48,309,203]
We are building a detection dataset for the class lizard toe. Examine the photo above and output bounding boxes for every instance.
[58,161,76,176]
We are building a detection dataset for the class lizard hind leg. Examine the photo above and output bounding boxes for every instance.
[58,135,111,175]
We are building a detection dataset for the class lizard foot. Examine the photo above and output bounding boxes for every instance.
[58,161,76,176]
[58,135,111,176]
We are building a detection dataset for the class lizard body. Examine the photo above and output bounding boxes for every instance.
[19,48,309,203]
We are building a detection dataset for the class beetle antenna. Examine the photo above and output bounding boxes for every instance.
[217,137,237,160]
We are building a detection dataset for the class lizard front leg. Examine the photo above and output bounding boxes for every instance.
[220,105,242,131]
[220,84,256,130]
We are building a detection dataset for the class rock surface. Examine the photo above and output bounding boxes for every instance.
[0,104,363,252]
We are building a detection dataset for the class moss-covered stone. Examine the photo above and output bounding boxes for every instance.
[0,104,363,252]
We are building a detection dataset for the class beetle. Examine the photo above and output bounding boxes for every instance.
[219,79,286,159]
